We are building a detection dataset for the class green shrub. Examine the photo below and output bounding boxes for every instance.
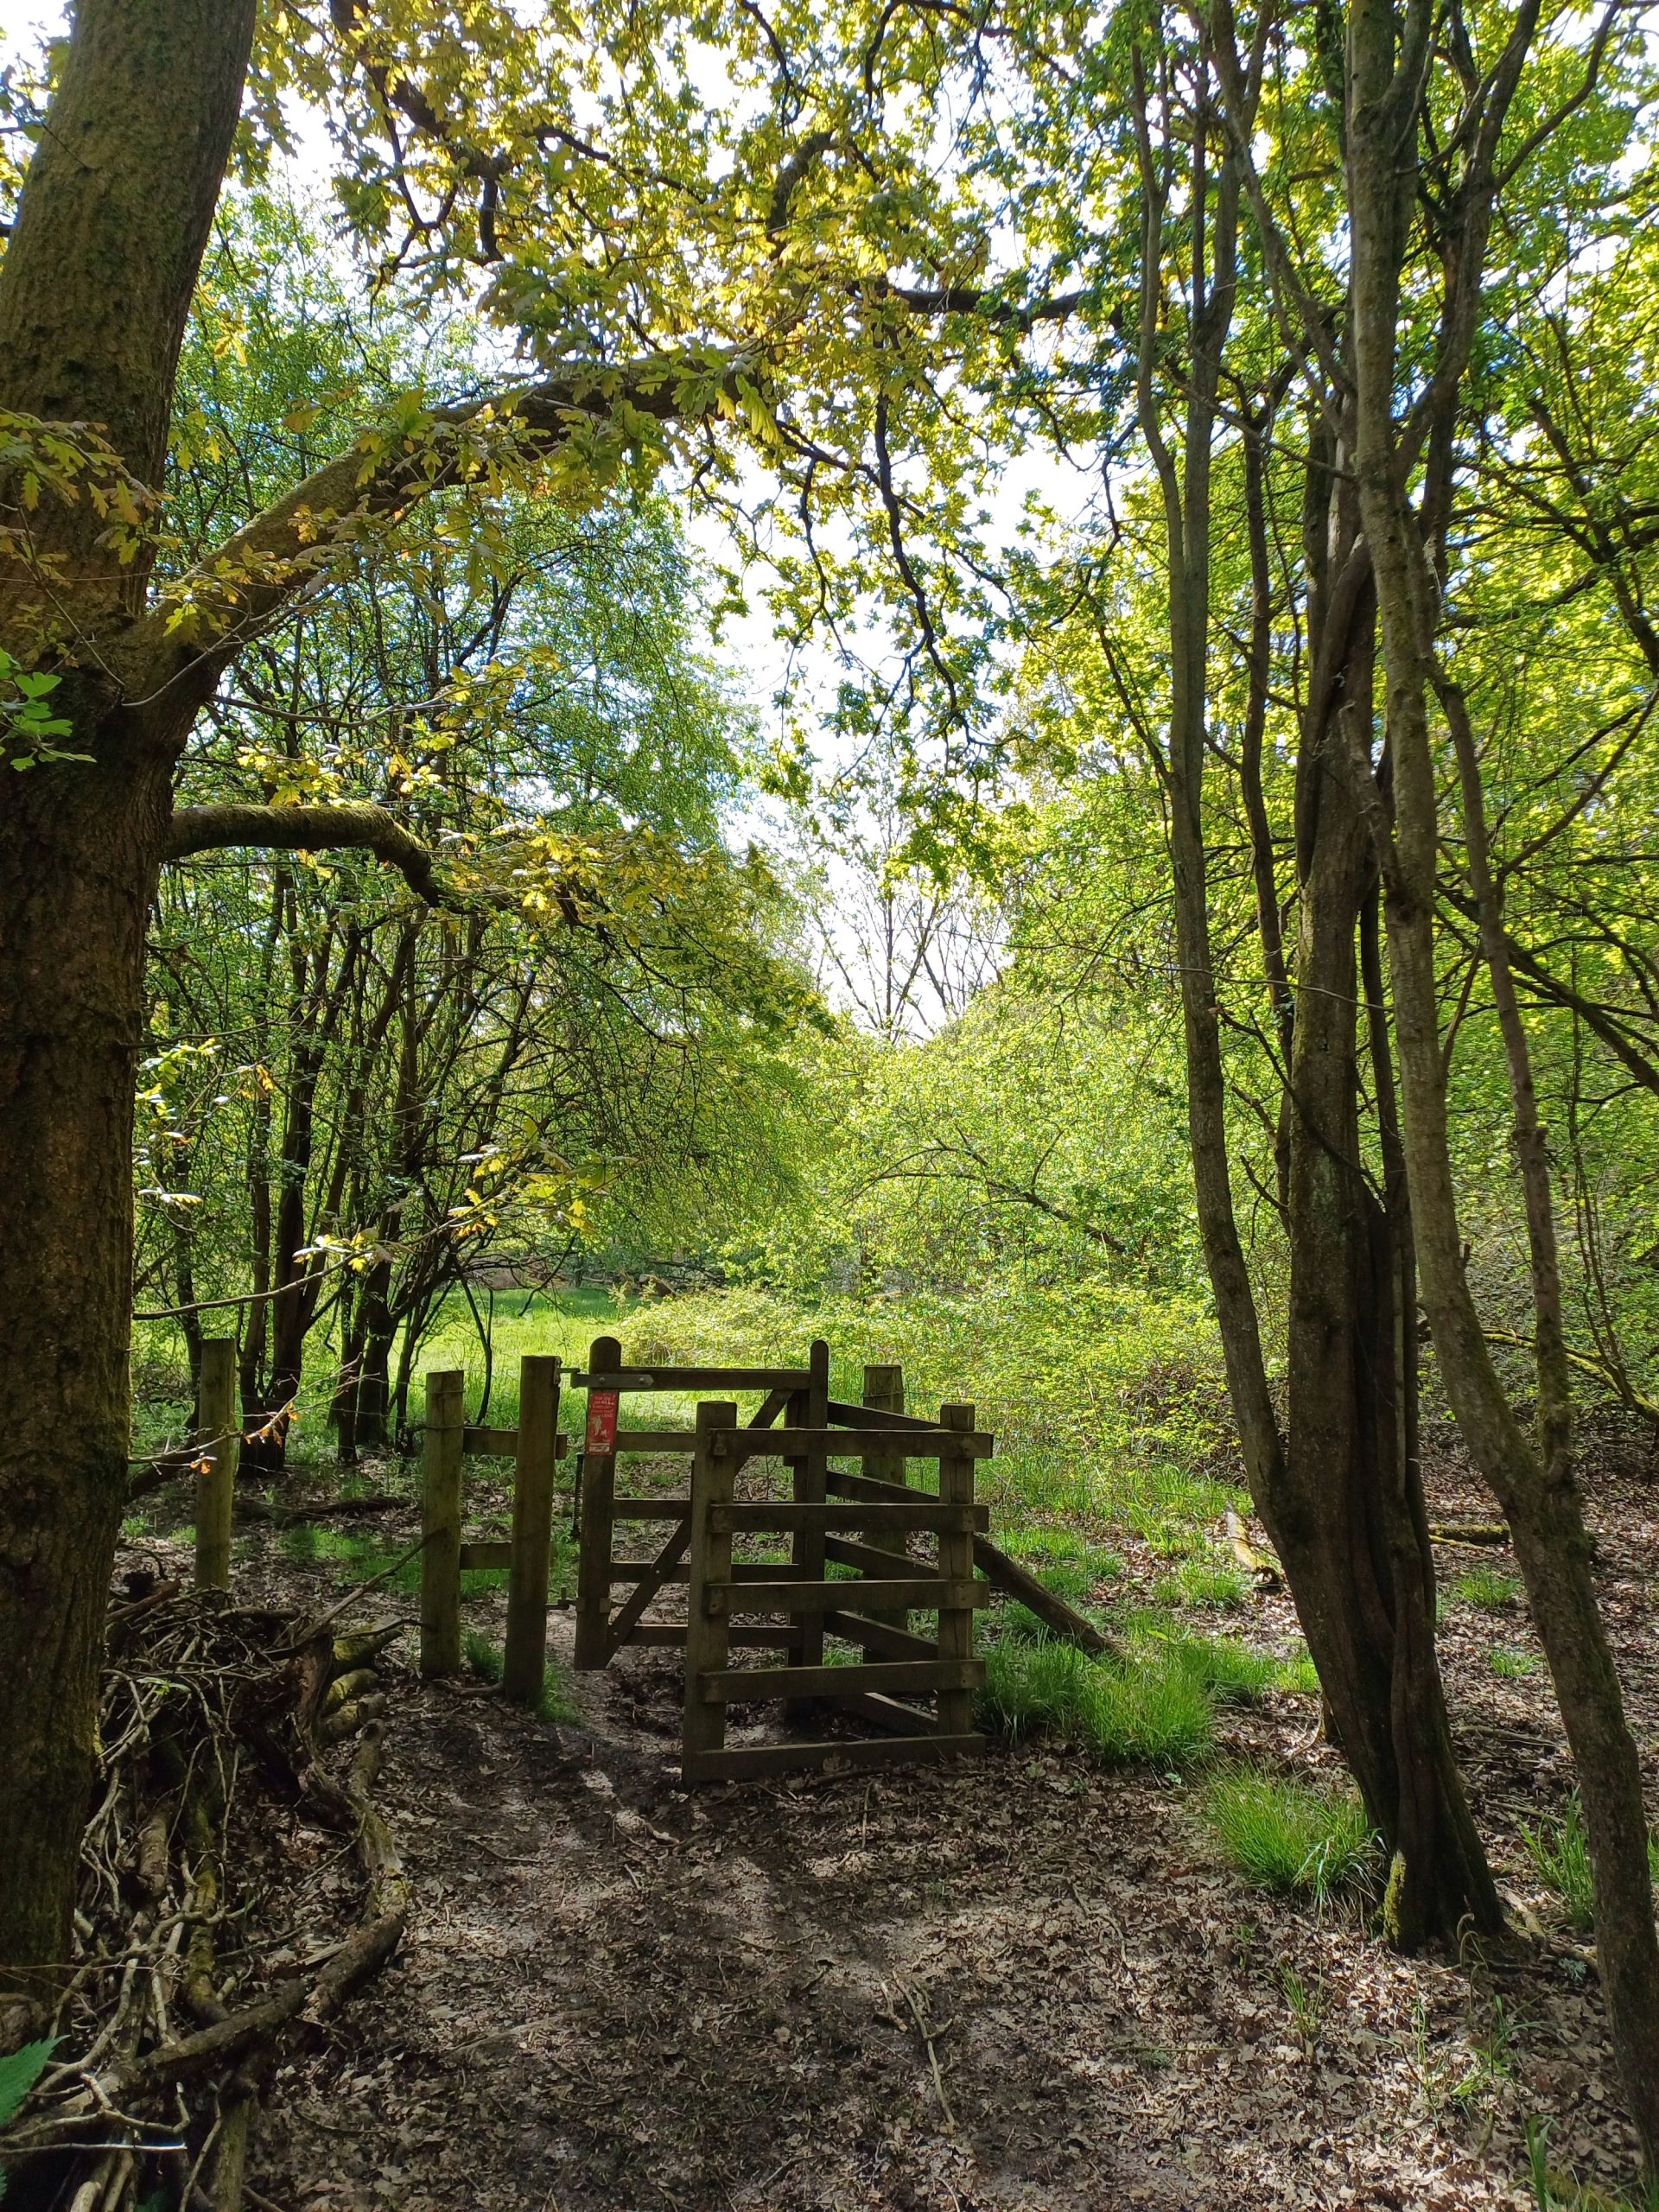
[1203,1766,1376,1898]
[463,1629,504,1683]
[1524,1794,1594,1932]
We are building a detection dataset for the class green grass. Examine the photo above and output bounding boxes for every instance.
[1154,1556,1251,1610]
[1491,1647,1540,1680]
[1525,1794,1595,1931]
[1451,1567,1522,1611]
[978,1633,1213,1767]
[1274,1644,1321,1695]
[1203,1766,1376,1899]
[1522,1792,1659,1935]
[1167,1634,1280,1705]
[464,1629,581,1723]
[1077,1661,1213,1764]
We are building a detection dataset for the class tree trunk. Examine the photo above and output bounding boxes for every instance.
[1281,686,1496,1941]
[0,0,257,1985]
[0,744,170,1984]
[1346,0,1659,2160]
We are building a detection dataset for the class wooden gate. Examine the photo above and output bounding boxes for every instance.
[680,1397,991,1781]
[570,1335,1007,1781]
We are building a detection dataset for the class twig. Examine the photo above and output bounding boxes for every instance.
[278,1536,430,1649]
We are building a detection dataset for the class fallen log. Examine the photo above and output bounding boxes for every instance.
[1225,1510,1283,1592]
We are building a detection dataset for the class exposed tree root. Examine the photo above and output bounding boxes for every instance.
[0,1584,410,2212]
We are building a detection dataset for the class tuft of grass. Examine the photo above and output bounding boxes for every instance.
[1451,1567,1522,1611]
[1155,1556,1251,1611]
[979,1634,1089,1739]
[995,1599,1060,1644]
[537,1666,582,1725]
[978,1636,1212,1766]
[463,1630,580,1724]
[1491,1647,1539,1680]
[460,1563,510,1598]
[1076,1661,1213,1766]
[1524,1793,1594,1932]
[1203,1765,1376,1899]
[1035,1560,1097,1604]
[1169,1635,1278,1705]
[1274,1645,1321,1696]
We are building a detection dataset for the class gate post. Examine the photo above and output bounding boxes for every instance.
[421,1368,465,1676]
[861,1362,909,1628]
[574,1334,620,1668]
[785,1338,830,1717]
[505,1354,561,1705]
[194,1336,238,1592]
[682,1400,737,1783]
[937,1403,977,1739]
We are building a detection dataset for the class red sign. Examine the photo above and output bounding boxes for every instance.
[585,1390,619,1455]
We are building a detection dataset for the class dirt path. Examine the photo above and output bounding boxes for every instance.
[124,1421,1656,2212]
[244,1657,1634,2209]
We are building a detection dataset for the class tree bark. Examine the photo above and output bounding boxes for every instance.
[1345,0,1659,2163]
[0,0,258,1986]
[0,746,174,1984]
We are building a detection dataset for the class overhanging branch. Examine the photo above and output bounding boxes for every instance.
[164,804,450,903]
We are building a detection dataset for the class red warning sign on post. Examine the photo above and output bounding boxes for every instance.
[585,1390,619,1455]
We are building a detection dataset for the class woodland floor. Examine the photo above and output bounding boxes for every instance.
[118,1421,1659,2212]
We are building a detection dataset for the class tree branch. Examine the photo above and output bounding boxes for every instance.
[124,348,755,720]
[163,804,450,904]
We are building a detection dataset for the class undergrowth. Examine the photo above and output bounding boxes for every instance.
[978,1630,1213,1766]
[1203,1766,1377,1900]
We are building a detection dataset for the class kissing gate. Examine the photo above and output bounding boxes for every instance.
[421,1333,1103,1783]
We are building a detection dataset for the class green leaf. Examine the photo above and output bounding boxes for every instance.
[0,2037,54,2127]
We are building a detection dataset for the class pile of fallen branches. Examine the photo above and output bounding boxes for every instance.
[1,1575,409,2210]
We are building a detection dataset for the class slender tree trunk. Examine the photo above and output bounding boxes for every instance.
[1346,0,1659,2159]
[1130,24,1496,1939]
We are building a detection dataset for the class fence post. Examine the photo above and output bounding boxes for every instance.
[194,1337,238,1592]
[861,1362,908,1628]
[574,1334,620,1668]
[785,1338,830,1719]
[682,1400,736,1783]
[505,1354,561,1705]
[421,1368,465,1676]
[936,1402,977,1740]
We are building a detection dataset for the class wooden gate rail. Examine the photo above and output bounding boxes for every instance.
[824,1465,1111,1654]
[567,1333,1107,1781]
[573,1332,808,1668]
